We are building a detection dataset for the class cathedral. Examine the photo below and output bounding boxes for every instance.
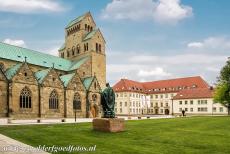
[0,12,106,119]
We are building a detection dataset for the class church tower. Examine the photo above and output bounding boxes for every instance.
[59,12,106,89]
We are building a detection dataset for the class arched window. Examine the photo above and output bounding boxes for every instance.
[92,94,97,102]
[72,46,75,56]
[87,25,90,32]
[96,43,98,52]
[99,44,101,52]
[20,87,32,109]
[73,93,81,110]
[77,45,80,54]
[49,90,59,109]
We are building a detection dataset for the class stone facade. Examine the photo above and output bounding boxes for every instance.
[0,12,106,119]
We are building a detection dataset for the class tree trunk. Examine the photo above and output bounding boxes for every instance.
[228,106,230,115]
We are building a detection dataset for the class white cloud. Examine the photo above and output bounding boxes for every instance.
[187,36,230,51]
[3,38,26,47]
[138,67,171,77]
[101,0,192,24]
[187,42,203,48]
[45,46,59,56]
[0,0,65,14]
[107,51,228,85]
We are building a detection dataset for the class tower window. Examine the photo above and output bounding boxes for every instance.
[99,44,101,52]
[77,45,80,54]
[96,43,98,52]
[24,72,27,77]
[20,87,32,109]
[85,24,87,30]
[72,46,75,56]
[87,25,90,32]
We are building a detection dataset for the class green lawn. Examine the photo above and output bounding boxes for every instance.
[0,117,230,154]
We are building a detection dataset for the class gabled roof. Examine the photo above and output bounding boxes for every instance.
[5,63,22,80]
[66,12,87,29]
[83,29,105,43]
[0,42,89,72]
[83,76,94,90]
[83,29,98,41]
[113,76,210,94]
[35,68,51,84]
[60,73,75,87]
[173,88,213,100]
[69,56,90,71]
[0,42,71,71]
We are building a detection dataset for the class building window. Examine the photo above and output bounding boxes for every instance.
[165,94,168,98]
[77,45,80,54]
[155,95,158,99]
[190,100,193,105]
[125,102,127,107]
[190,108,193,112]
[220,107,223,112]
[161,103,163,107]
[185,101,188,105]
[99,44,101,52]
[160,95,163,99]
[213,107,216,112]
[161,109,163,113]
[67,50,70,57]
[120,102,122,107]
[20,87,32,109]
[49,90,59,109]
[185,108,188,111]
[73,93,81,110]
[179,101,182,105]
[72,46,75,55]
[92,94,97,102]
[96,43,98,52]
[166,103,168,107]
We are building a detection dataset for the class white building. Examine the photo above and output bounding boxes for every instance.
[173,88,227,115]
[113,76,228,116]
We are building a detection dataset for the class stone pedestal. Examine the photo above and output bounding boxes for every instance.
[93,118,125,132]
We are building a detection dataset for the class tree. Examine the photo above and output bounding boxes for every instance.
[214,58,230,115]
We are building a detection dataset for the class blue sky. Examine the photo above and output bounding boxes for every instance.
[0,0,229,85]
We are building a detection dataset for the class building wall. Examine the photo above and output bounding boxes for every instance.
[0,75,7,116]
[114,91,228,116]
[173,98,228,115]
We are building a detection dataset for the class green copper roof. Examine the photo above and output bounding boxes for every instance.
[69,56,90,71]
[35,68,51,84]
[0,42,89,72]
[66,13,86,29]
[83,29,98,41]
[60,73,75,87]
[83,76,94,90]
[0,42,72,71]
[5,63,22,80]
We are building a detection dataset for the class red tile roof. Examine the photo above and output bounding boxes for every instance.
[173,88,213,100]
[113,76,209,94]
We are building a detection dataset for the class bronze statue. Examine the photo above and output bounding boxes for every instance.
[101,83,115,118]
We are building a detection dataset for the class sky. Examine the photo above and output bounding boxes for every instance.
[0,0,229,86]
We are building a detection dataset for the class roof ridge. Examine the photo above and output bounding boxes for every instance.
[0,42,70,62]
[142,76,202,84]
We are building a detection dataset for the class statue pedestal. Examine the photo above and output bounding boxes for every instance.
[93,118,125,133]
